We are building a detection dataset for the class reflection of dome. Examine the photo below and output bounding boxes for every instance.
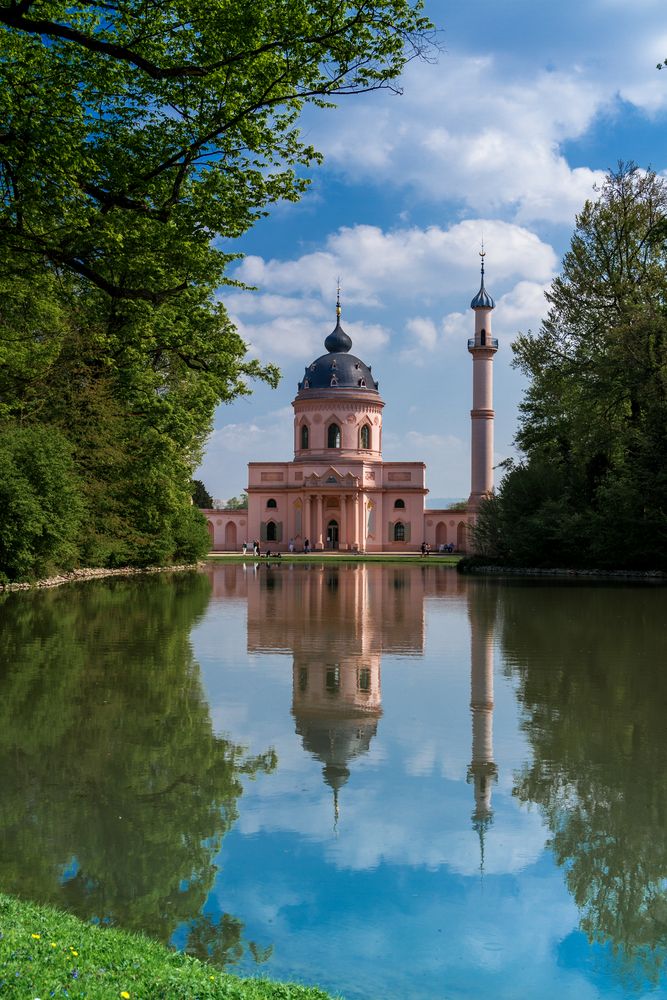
[296,305,379,395]
[295,714,378,791]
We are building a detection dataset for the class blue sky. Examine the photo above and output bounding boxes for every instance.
[197,0,667,503]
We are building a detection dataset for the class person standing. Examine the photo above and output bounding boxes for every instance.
[242,540,247,556]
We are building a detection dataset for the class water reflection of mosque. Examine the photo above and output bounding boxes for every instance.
[209,563,499,858]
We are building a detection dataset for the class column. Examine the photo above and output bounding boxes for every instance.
[340,495,348,550]
[357,493,365,552]
[351,494,359,550]
[316,494,324,550]
[305,495,312,547]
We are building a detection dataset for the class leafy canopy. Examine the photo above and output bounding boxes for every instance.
[476,164,667,570]
[0,0,434,301]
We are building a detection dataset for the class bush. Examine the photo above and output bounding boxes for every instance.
[0,424,83,581]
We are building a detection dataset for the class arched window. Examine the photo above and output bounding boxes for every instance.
[394,521,406,542]
[394,498,405,509]
[328,423,341,448]
[480,328,486,346]
[267,498,277,508]
[360,424,371,449]
[300,424,309,449]
[266,521,277,541]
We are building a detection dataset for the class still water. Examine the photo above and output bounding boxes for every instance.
[0,563,665,999]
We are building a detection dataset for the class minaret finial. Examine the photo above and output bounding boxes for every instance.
[479,239,486,281]
[336,277,341,320]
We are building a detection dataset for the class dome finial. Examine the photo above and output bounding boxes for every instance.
[324,279,353,353]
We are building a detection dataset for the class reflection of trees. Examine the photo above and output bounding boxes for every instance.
[0,574,276,967]
[500,583,667,982]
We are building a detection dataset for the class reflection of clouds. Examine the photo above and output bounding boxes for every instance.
[213,829,595,1000]
[195,584,540,879]
[234,763,547,877]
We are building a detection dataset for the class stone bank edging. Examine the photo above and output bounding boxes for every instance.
[1,563,205,592]
[464,564,666,581]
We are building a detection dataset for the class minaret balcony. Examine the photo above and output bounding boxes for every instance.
[468,337,498,350]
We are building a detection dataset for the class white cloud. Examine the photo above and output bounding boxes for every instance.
[234,220,556,309]
[306,54,610,224]
[197,406,294,497]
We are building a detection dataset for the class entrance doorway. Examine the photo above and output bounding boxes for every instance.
[327,519,339,549]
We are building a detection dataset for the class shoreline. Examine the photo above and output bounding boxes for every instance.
[459,563,666,581]
[0,562,204,593]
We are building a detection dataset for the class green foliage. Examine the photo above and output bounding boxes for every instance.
[0,0,433,302]
[0,0,433,574]
[224,492,249,510]
[501,584,667,983]
[193,479,215,509]
[0,893,336,999]
[490,164,667,569]
[0,424,83,581]
[0,574,277,964]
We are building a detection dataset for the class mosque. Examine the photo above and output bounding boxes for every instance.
[204,259,498,553]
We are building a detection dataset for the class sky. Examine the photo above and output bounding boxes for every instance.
[197,0,667,505]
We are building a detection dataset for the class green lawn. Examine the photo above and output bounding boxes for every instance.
[0,894,337,1000]
[207,553,461,566]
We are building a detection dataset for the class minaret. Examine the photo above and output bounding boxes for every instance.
[468,252,498,510]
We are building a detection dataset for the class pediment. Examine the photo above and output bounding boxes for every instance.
[303,466,359,488]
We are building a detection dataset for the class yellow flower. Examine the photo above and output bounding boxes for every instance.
[70,949,78,957]
[120,992,131,999]
[50,943,57,948]
[31,933,41,939]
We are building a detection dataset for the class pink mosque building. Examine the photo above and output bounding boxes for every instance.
[204,259,498,553]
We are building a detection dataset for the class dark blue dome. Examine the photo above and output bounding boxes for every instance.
[297,306,379,394]
[298,351,378,393]
[324,318,352,353]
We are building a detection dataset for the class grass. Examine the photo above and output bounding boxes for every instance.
[0,894,337,1000]
[207,553,461,566]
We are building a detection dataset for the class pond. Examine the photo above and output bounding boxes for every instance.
[0,562,665,999]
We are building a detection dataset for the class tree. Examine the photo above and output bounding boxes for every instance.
[0,0,434,575]
[0,0,434,303]
[192,480,214,509]
[224,492,248,510]
[0,424,83,581]
[482,164,667,569]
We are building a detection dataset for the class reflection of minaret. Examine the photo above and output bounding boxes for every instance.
[292,655,382,832]
[466,586,498,875]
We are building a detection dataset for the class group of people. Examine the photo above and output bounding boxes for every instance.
[241,538,311,556]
